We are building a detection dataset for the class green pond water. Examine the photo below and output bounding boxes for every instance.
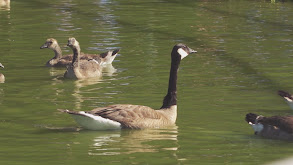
[1,0,293,164]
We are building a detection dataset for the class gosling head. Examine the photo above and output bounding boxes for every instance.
[172,43,197,60]
[40,38,58,50]
[67,37,79,49]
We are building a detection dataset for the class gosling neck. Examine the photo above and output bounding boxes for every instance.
[52,45,62,59]
[71,45,81,67]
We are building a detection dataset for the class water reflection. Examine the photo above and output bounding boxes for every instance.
[48,67,66,77]
[89,0,120,50]
[73,78,103,110]
[47,69,103,110]
[78,126,179,156]
[0,88,4,105]
[102,64,117,77]
[48,63,118,110]
[41,126,178,159]
[53,0,77,32]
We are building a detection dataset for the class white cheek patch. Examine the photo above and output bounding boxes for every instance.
[177,48,189,59]
[284,97,293,102]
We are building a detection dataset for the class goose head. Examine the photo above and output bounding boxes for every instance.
[67,37,80,49]
[0,63,4,69]
[40,38,59,50]
[172,43,197,61]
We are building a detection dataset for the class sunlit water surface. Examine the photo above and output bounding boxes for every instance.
[0,0,293,164]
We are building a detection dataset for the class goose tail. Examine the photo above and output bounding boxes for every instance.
[278,90,293,110]
[99,49,120,65]
[278,90,293,101]
[57,109,121,130]
[112,49,120,56]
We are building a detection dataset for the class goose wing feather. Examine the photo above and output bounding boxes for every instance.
[259,116,293,133]
[76,60,101,77]
[89,104,164,129]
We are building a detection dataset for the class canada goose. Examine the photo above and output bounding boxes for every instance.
[0,63,4,83]
[64,37,102,79]
[40,38,120,67]
[278,90,293,110]
[245,113,293,140]
[59,43,197,130]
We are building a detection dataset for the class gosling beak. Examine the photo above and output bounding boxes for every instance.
[40,44,48,49]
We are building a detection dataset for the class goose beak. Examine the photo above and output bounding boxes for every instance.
[67,41,73,47]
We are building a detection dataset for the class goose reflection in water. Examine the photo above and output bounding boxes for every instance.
[102,64,117,77]
[48,62,118,110]
[48,67,67,77]
[72,78,103,110]
[41,126,178,158]
[80,126,179,156]
[46,73,103,111]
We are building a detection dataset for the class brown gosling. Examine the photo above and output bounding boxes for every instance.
[40,38,120,67]
[64,37,102,79]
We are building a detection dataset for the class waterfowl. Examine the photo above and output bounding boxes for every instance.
[64,37,102,79]
[40,38,120,67]
[0,0,10,7]
[278,90,293,110]
[245,113,293,140]
[59,43,197,130]
[0,63,4,83]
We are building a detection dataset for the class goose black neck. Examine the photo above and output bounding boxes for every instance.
[53,45,62,59]
[71,46,81,65]
[160,51,181,109]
